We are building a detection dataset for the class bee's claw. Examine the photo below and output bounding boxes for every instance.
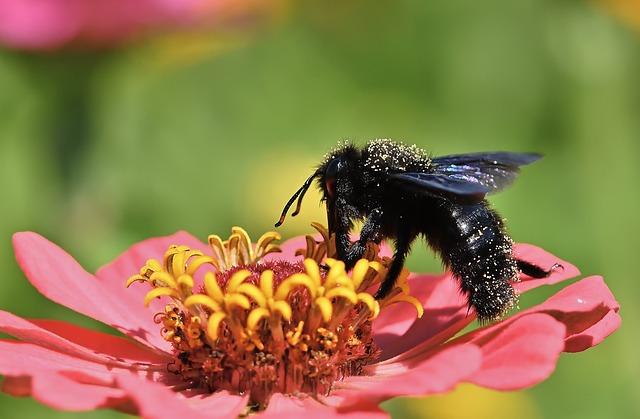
[550,263,564,272]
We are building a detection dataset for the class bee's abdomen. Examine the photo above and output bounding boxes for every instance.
[426,202,518,321]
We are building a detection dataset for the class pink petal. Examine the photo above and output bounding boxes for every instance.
[0,0,81,49]
[29,372,126,411]
[374,244,580,360]
[332,344,482,406]
[13,231,199,352]
[0,0,209,50]
[374,273,468,361]
[470,276,619,353]
[463,313,566,390]
[385,276,619,371]
[183,390,250,416]
[4,373,128,411]
[373,274,443,338]
[2,371,131,411]
[96,230,208,284]
[513,243,580,292]
[519,276,620,352]
[95,230,210,324]
[0,341,220,415]
[564,310,621,353]
[263,236,307,262]
[116,374,248,419]
[0,339,122,381]
[0,310,168,367]
[31,318,169,365]
[258,393,388,419]
[0,339,141,411]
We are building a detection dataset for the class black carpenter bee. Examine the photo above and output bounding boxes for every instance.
[275,139,558,321]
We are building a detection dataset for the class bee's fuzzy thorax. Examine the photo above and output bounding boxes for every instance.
[362,139,432,174]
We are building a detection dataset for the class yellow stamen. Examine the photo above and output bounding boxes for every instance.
[177,274,194,293]
[255,231,282,258]
[165,245,193,275]
[125,275,147,288]
[141,259,163,276]
[204,272,225,302]
[231,227,254,262]
[247,330,265,351]
[275,274,316,300]
[224,294,251,310]
[271,300,292,321]
[351,259,371,289]
[324,258,346,282]
[259,270,274,298]
[184,294,222,312]
[144,287,179,307]
[226,270,252,292]
[324,287,358,305]
[286,320,305,346]
[356,292,380,318]
[207,311,227,340]
[150,271,178,289]
[314,296,333,322]
[330,275,356,290]
[205,227,282,270]
[208,234,229,265]
[383,294,424,318]
[247,307,270,331]
[186,255,218,275]
[236,283,267,307]
[368,261,384,273]
[303,258,322,287]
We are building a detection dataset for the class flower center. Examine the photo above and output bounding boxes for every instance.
[127,225,422,409]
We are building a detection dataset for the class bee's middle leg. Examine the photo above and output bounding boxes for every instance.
[373,226,415,300]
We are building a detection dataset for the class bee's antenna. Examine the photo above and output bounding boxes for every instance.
[291,174,316,217]
[275,172,318,227]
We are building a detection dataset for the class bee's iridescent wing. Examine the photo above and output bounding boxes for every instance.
[390,152,541,203]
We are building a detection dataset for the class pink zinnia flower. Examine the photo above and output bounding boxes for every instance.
[0,0,274,51]
[0,225,620,417]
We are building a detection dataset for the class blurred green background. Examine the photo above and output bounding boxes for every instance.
[0,0,638,418]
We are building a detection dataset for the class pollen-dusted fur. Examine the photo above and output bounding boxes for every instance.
[323,139,432,174]
[278,139,559,322]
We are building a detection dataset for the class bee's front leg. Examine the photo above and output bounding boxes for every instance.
[341,208,384,270]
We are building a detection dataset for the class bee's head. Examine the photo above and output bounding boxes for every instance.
[318,157,343,202]
[274,143,358,228]
[317,143,359,199]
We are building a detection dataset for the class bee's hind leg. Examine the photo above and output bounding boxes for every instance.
[516,259,564,278]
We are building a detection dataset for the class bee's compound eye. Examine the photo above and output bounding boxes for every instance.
[325,178,336,197]
[324,158,342,198]
[325,158,341,178]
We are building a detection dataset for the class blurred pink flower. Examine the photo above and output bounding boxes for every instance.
[0,0,273,50]
[0,230,620,418]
